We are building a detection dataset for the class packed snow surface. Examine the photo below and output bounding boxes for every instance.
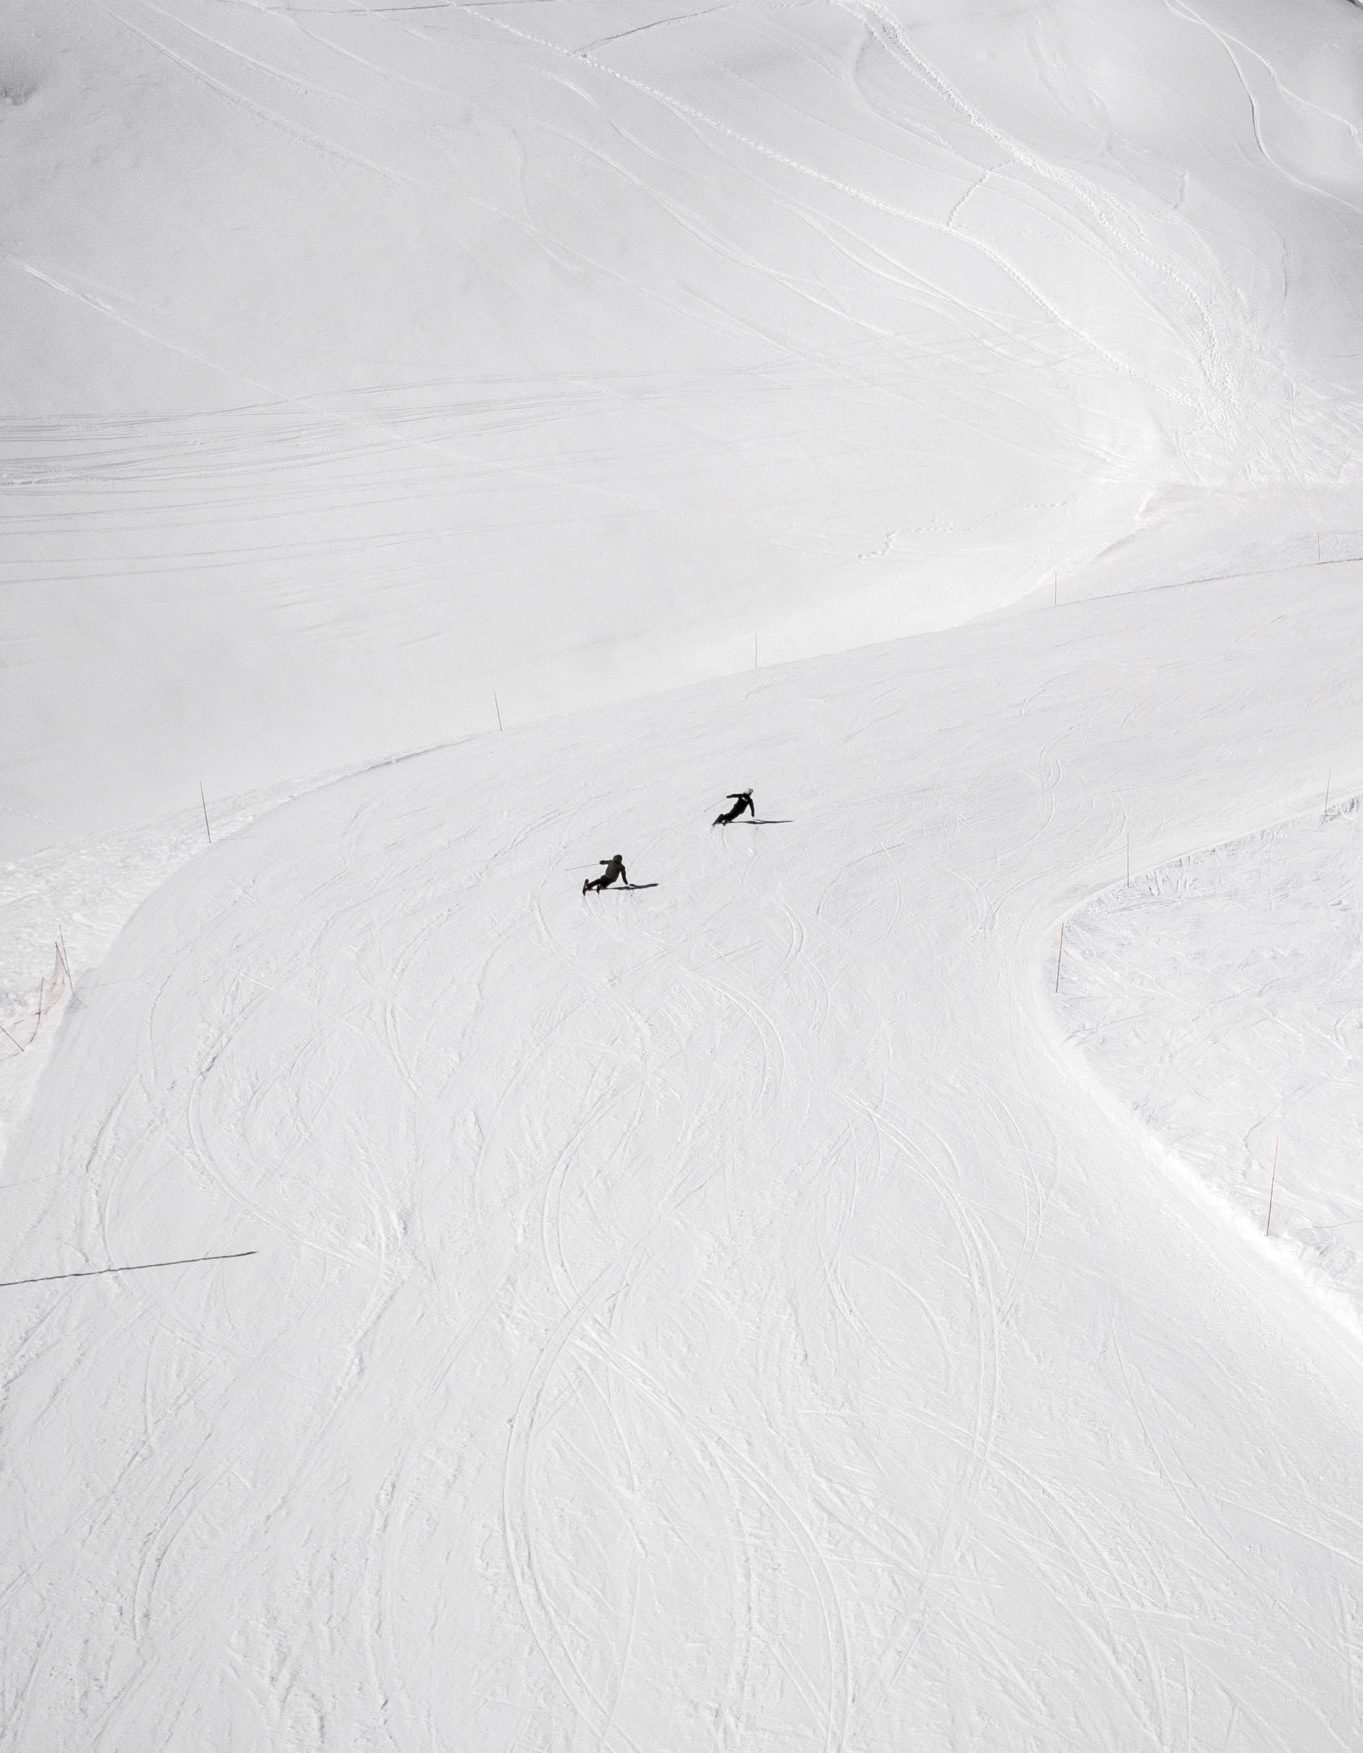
[5,0,1363,849]
[7,0,1363,1745]
[5,571,1363,1749]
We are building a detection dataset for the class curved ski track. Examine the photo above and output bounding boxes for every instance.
[4,573,1363,1747]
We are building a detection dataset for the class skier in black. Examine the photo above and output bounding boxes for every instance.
[713,790,755,826]
[583,853,628,893]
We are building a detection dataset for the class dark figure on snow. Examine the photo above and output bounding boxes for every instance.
[584,854,628,893]
[713,790,754,826]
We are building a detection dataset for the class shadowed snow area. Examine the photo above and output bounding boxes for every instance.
[1058,793,1363,1330]
[4,573,1363,1748]
[5,0,1363,849]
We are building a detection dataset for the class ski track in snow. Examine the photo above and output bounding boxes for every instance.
[5,0,1363,1744]
[4,573,1363,1747]
[9,0,1363,852]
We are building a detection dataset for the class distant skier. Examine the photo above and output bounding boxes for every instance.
[583,853,628,893]
[713,790,755,826]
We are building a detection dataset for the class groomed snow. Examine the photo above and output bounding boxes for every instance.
[4,571,1363,1748]
[7,0,1363,1745]
[5,0,1363,851]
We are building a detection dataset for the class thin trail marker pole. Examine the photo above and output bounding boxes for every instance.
[0,1249,257,1291]
[1054,921,1065,993]
[200,782,212,844]
[493,691,503,732]
[1265,1138,1279,1237]
[1323,767,1332,815]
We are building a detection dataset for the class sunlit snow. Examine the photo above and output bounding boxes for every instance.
[4,0,1363,1747]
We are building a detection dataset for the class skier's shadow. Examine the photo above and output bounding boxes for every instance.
[715,818,790,826]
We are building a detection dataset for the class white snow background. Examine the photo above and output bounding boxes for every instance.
[5,0,1363,1746]
[1058,789,1363,1335]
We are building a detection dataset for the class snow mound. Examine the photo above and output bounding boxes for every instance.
[1057,793,1363,1329]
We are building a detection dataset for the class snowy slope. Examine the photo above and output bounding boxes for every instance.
[1058,788,1363,1331]
[5,0,1363,851]
[8,0,1363,1742]
[4,570,1363,1749]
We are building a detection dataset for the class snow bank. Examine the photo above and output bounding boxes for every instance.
[0,765,363,1161]
[1057,787,1363,1336]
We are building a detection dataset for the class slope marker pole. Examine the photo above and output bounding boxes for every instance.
[1054,921,1065,993]
[200,782,212,844]
[493,690,503,732]
[1265,1138,1279,1237]
[1323,767,1331,816]
[0,1250,257,1291]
